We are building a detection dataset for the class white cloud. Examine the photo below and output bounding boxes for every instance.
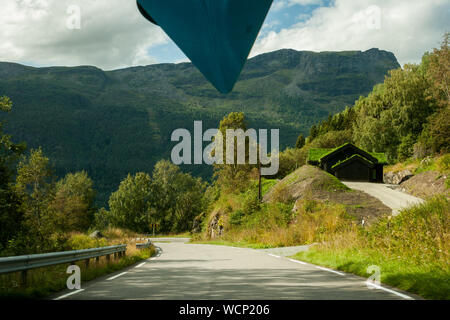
[0,0,168,70]
[272,0,323,12]
[0,0,448,70]
[253,0,450,66]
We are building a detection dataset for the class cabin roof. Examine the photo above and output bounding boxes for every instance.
[331,154,375,171]
[307,143,387,164]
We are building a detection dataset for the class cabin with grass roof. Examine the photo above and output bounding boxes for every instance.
[307,143,387,182]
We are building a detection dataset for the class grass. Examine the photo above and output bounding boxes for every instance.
[292,247,449,300]
[308,144,387,164]
[199,195,355,248]
[291,196,450,300]
[0,230,157,299]
[198,187,449,300]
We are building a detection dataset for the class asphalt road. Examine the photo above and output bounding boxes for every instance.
[52,239,417,300]
[342,182,424,215]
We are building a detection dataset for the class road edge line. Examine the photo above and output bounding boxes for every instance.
[53,289,85,300]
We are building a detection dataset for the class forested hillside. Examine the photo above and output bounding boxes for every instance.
[0,48,399,205]
[306,34,449,163]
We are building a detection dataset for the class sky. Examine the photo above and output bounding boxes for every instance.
[0,0,449,70]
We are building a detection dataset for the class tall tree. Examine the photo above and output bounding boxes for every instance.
[426,33,450,108]
[108,172,153,233]
[152,160,206,233]
[15,148,55,251]
[49,171,97,232]
[0,96,26,252]
[213,112,255,193]
[295,134,305,149]
[418,34,450,154]
[353,64,436,161]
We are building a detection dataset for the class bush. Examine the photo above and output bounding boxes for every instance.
[436,154,450,173]
[310,130,353,149]
[367,196,449,265]
[229,210,245,226]
[276,147,307,178]
[241,189,261,215]
[93,208,111,230]
[68,234,108,250]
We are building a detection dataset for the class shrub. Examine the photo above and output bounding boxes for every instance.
[229,210,245,226]
[68,234,108,250]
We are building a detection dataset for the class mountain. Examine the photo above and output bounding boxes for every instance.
[0,48,400,206]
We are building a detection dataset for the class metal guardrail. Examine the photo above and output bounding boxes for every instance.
[0,244,127,283]
[135,238,152,249]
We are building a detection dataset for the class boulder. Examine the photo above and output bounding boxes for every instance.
[207,208,226,240]
[89,230,104,239]
[383,170,413,185]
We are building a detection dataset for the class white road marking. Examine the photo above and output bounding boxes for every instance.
[107,272,128,281]
[366,282,414,300]
[135,262,146,268]
[54,289,85,300]
[150,257,157,260]
[268,254,281,258]
[316,266,345,276]
[289,259,307,265]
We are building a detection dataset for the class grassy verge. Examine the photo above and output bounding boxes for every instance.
[292,247,448,300]
[291,196,449,300]
[0,244,156,299]
[196,193,449,300]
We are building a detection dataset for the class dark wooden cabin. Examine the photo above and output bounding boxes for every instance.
[307,143,387,182]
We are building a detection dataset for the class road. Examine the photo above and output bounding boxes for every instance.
[52,238,417,300]
[342,182,424,215]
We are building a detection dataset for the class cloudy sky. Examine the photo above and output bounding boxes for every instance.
[1,0,448,70]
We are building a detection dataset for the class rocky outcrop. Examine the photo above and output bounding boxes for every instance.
[206,208,226,240]
[384,170,413,185]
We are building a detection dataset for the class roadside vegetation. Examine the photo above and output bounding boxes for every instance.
[293,196,449,300]
[0,229,156,299]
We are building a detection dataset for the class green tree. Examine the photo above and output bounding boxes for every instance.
[425,33,450,108]
[295,134,305,149]
[93,207,111,230]
[353,64,436,161]
[15,148,56,252]
[0,96,26,252]
[49,171,97,232]
[309,125,318,140]
[152,160,206,233]
[108,172,153,233]
[418,34,450,154]
[213,112,254,193]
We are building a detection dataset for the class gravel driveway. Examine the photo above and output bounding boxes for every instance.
[342,182,424,215]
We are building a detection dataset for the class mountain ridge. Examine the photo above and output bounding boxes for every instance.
[0,47,397,72]
[0,47,400,206]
